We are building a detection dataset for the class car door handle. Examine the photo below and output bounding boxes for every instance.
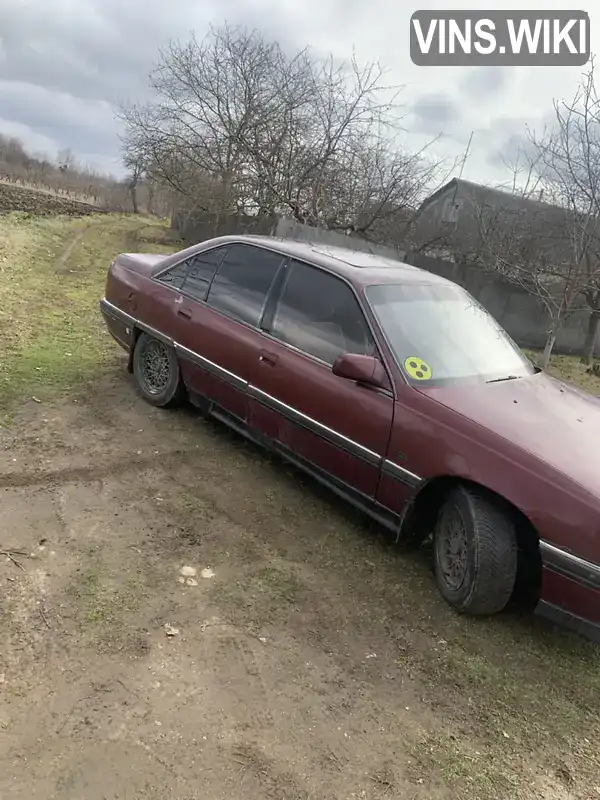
[177,309,192,320]
[258,350,278,366]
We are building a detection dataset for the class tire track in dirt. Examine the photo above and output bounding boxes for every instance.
[54,214,134,276]
[54,223,92,274]
[0,448,199,488]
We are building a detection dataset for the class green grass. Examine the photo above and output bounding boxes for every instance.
[68,565,145,627]
[407,730,524,797]
[0,212,178,419]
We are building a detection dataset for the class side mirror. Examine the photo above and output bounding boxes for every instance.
[332,352,389,390]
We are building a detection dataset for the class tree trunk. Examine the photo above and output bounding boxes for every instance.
[129,182,139,214]
[580,310,600,365]
[540,329,557,369]
[147,184,155,216]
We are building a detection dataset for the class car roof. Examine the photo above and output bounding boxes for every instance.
[163,233,453,289]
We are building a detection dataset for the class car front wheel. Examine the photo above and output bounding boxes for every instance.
[132,332,186,408]
[433,484,517,615]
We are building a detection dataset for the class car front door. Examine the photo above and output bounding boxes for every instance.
[247,259,395,499]
[172,243,286,423]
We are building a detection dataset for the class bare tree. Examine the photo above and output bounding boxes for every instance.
[474,193,597,367]
[528,58,600,364]
[119,25,288,219]
[123,150,145,213]
[452,60,600,368]
[119,24,447,236]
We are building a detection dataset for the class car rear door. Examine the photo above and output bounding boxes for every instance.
[246,259,395,499]
[172,243,286,423]
[149,246,228,389]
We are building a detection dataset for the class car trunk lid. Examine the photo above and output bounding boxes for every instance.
[116,253,167,276]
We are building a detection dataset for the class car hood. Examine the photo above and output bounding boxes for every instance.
[419,371,600,496]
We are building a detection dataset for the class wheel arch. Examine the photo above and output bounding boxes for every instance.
[127,325,144,373]
[402,475,543,607]
[130,328,187,408]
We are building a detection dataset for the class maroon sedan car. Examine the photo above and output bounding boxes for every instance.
[100,234,600,641]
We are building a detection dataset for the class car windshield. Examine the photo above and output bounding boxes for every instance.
[364,282,535,387]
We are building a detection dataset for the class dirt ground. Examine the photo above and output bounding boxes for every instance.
[1,212,599,800]
[0,182,102,216]
[0,368,598,800]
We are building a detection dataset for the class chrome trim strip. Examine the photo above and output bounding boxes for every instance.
[136,320,173,347]
[153,240,274,280]
[174,342,248,391]
[246,328,393,397]
[99,297,172,346]
[258,329,333,369]
[99,299,421,481]
[540,540,600,591]
[381,459,423,488]
[108,330,130,349]
[99,298,136,327]
[248,384,382,466]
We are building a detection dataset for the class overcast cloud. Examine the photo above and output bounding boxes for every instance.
[0,0,595,185]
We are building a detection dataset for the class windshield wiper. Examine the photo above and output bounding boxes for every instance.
[487,375,519,384]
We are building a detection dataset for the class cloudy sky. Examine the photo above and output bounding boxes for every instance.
[0,0,596,188]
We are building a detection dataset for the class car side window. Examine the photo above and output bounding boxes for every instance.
[155,259,191,290]
[180,247,229,302]
[206,244,284,326]
[270,260,377,364]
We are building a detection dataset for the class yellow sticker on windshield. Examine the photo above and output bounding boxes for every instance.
[404,356,432,380]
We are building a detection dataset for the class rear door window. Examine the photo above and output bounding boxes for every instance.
[180,247,229,302]
[206,244,285,327]
[155,260,191,290]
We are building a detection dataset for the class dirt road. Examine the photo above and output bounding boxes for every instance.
[0,364,598,800]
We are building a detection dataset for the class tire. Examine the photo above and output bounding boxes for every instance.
[433,484,517,615]
[132,332,186,408]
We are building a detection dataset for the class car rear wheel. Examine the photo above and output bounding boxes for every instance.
[433,484,517,615]
[132,332,186,408]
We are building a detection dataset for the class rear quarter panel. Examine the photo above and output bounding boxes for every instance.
[103,256,177,353]
[102,260,142,349]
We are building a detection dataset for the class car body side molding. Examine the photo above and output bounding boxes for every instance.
[539,540,600,591]
[99,297,423,490]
